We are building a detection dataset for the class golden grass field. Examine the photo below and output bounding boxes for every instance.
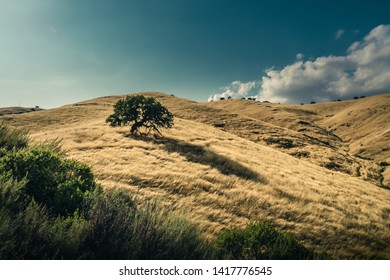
[1,92,390,259]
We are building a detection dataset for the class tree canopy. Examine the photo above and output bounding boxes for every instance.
[106,95,174,135]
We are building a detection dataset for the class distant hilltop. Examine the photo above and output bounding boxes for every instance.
[0,106,44,116]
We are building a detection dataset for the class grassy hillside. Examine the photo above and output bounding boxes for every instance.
[205,94,390,186]
[1,92,390,259]
[0,106,44,116]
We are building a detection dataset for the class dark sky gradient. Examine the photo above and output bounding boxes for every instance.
[1,0,389,107]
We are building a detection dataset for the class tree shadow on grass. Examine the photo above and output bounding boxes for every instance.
[138,136,267,184]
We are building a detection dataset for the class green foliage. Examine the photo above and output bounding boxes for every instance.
[106,95,174,135]
[214,221,315,260]
[0,147,99,216]
[0,176,28,213]
[0,176,88,259]
[0,124,29,152]
[0,177,210,259]
[85,189,209,259]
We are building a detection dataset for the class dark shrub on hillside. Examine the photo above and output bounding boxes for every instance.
[85,189,210,259]
[0,177,210,259]
[0,176,88,259]
[0,148,99,216]
[214,221,315,260]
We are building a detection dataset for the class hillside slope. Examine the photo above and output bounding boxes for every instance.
[0,106,44,116]
[204,94,390,186]
[1,92,390,259]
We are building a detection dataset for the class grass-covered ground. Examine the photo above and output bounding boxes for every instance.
[0,124,315,260]
[1,92,389,259]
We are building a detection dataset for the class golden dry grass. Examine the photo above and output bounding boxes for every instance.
[2,92,390,259]
[0,106,44,116]
[205,94,390,186]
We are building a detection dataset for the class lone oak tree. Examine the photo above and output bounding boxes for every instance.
[106,95,174,135]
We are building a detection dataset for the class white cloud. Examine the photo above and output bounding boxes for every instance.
[209,80,257,101]
[211,25,390,104]
[335,29,345,39]
[257,24,390,103]
[296,53,304,60]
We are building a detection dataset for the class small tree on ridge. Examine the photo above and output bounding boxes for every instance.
[106,95,174,135]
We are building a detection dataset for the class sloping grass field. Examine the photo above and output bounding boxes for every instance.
[1,92,390,259]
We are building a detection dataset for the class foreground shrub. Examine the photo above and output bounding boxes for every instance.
[214,221,315,260]
[0,180,210,259]
[85,189,210,259]
[0,148,99,216]
[0,176,88,259]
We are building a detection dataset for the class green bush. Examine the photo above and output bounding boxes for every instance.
[214,221,315,260]
[0,166,210,259]
[0,176,88,259]
[85,189,209,259]
[0,178,211,259]
[0,176,28,213]
[0,147,99,216]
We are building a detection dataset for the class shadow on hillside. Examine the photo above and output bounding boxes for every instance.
[132,135,267,184]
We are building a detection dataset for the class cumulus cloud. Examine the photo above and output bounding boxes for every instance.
[209,80,257,101]
[335,29,345,39]
[296,53,304,60]
[210,25,390,104]
[257,24,390,103]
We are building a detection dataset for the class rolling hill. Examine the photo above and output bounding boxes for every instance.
[197,94,389,186]
[0,106,44,116]
[1,92,389,259]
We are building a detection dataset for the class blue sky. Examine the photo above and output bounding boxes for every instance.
[1,0,389,108]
